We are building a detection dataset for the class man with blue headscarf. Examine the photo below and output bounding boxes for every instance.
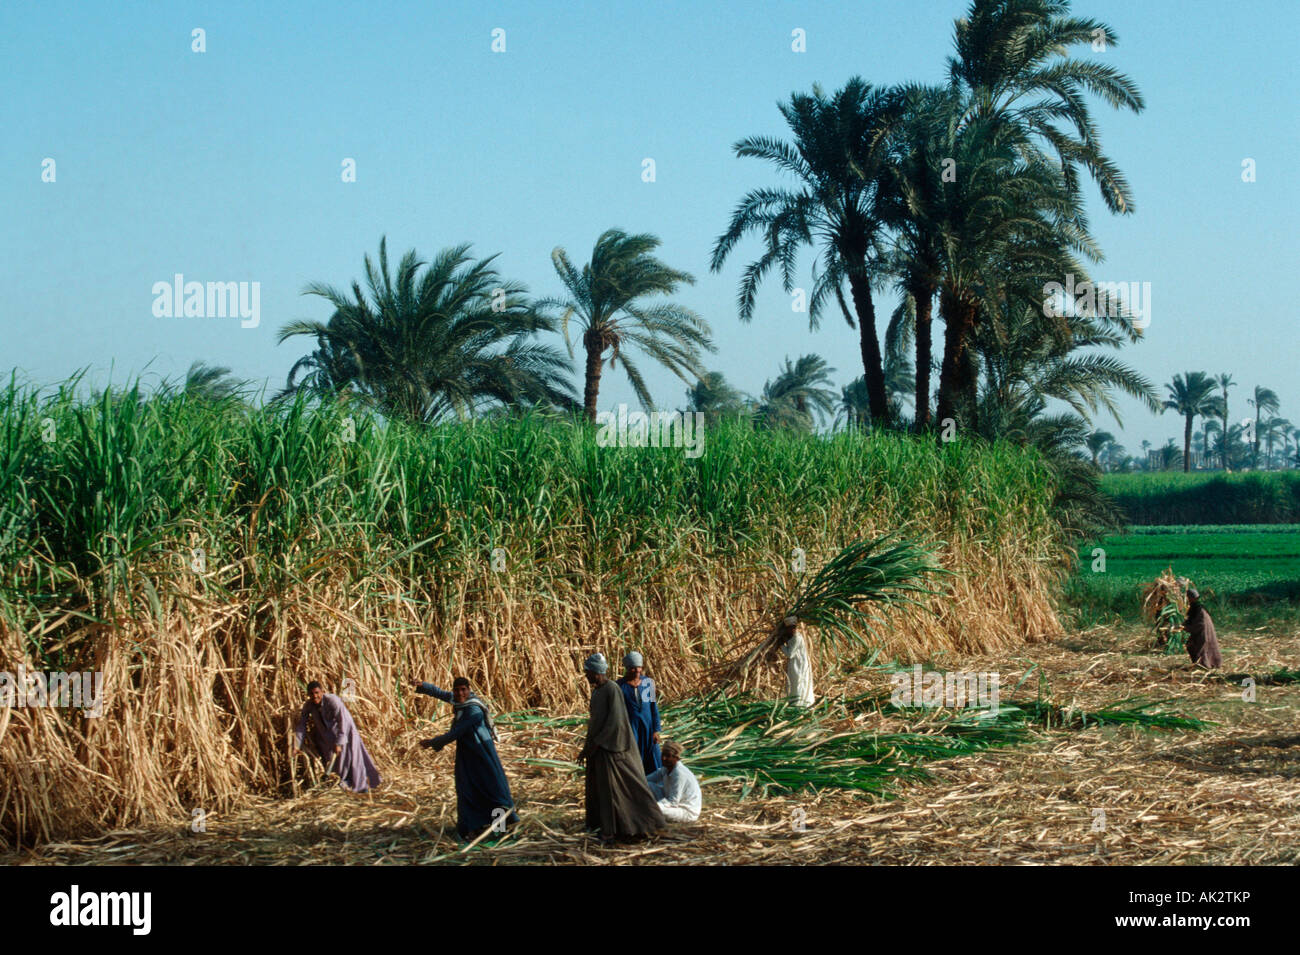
[616,650,662,772]
[413,676,519,840]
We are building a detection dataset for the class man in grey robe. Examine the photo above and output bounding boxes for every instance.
[577,653,665,845]
[293,681,381,793]
[1183,589,1223,669]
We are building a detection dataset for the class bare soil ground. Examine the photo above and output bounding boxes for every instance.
[5,621,1297,866]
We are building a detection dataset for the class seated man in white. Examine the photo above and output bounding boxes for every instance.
[645,739,702,823]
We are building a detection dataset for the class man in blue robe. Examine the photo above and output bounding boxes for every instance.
[413,676,519,839]
[616,651,662,773]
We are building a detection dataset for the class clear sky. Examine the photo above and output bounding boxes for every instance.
[3,0,1297,453]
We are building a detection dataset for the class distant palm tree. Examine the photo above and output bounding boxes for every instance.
[1140,439,1151,469]
[544,229,712,423]
[174,361,248,401]
[686,371,750,426]
[1085,430,1115,468]
[838,377,871,431]
[1215,373,1236,469]
[1260,415,1291,470]
[755,355,838,432]
[1162,372,1218,473]
[1247,386,1280,468]
[1158,439,1181,471]
[711,78,905,423]
[278,238,577,424]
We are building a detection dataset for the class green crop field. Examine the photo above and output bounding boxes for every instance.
[1102,471,1300,525]
[1066,523,1300,626]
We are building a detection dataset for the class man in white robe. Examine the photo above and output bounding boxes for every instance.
[780,615,815,707]
[645,740,702,823]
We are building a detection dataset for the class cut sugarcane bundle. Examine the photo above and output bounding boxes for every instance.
[713,535,947,695]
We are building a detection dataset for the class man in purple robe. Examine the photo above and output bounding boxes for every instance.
[1182,589,1223,669]
[293,681,381,793]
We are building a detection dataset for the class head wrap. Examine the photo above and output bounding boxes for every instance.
[583,653,609,674]
[661,740,682,759]
[1186,587,1199,601]
[623,651,644,668]
[783,615,799,629]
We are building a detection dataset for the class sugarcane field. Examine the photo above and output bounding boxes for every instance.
[1,0,1293,937]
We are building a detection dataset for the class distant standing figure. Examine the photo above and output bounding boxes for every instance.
[414,676,519,839]
[616,651,662,772]
[578,653,666,844]
[780,616,815,706]
[646,740,702,823]
[1183,589,1223,668]
[293,681,381,793]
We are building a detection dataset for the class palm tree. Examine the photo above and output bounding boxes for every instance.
[754,355,838,432]
[1260,415,1291,470]
[1215,373,1236,469]
[947,0,1144,215]
[278,238,577,424]
[686,371,750,426]
[882,84,956,430]
[1161,372,1218,473]
[1085,430,1114,468]
[1247,386,1280,468]
[168,361,249,401]
[544,229,712,424]
[837,377,872,431]
[1140,439,1151,469]
[711,78,905,423]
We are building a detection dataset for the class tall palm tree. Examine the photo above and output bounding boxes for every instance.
[278,238,577,424]
[544,229,712,423]
[882,84,956,430]
[1247,385,1280,468]
[947,0,1144,215]
[1161,372,1218,473]
[1140,438,1151,469]
[1215,373,1236,469]
[711,78,905,423]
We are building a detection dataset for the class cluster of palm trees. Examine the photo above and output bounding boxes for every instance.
[708,0,1152,449]
[275,1,1152,454]
[1135,373,1294,473]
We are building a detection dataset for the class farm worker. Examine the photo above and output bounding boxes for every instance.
[413,676,519,839]
[616,651,663,772]
[645,739,702,824]
[780,616,815,707]
[293,681,382,793]
[578,653,666,844]
[1182,589,1223,668]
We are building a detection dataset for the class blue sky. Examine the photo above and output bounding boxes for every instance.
[2,0,1297,453]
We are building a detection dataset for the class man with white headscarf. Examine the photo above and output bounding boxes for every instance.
[578,652,666,844]
[616,650,662,772]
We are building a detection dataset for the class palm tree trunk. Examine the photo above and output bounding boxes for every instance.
[847,268,888,425]
[1254,407,1261,468]
[582,333,604,424]
[911,282,934,431]
[1183,414,1193,473]
[934,290,976,434]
